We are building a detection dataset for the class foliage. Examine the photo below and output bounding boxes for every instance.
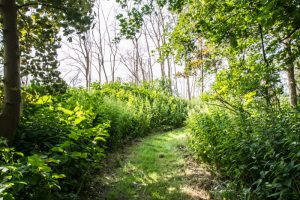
[173,1,300,198]
[116,0,299,106]
[0,0,95,88]
[92,81,187,147]
[187,101,300,199]
[0,81,187,199]
[1,91,107,199]
[0,140,62,200]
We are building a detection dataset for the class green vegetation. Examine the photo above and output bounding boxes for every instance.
[1,0,300,199]
[90,129,213,200]
[187,101,300,199]
[117,0,300,198]
[0,82,187,199]
[0,0,94,140]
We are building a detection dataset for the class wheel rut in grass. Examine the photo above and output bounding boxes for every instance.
[85,129,217,200]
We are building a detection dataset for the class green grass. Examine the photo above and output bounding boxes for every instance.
[94,129,212,200]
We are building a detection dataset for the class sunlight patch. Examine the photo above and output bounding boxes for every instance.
[181,185,210,200]
[168,187,176,192]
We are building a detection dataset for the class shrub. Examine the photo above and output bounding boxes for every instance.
[187,102,300,199]
[6,93,109,199]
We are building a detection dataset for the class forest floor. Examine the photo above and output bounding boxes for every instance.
[83,129,220,200]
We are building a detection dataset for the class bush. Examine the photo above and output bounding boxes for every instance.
[93,81,187,131]
[4,93,108,199]
[187,102,300,199]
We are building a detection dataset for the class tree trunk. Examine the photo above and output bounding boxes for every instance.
[285,41,298,107]
[201,66,204,94]
[186,76,191,100]
[173,61,178,94]
[111,56,116,82]
[144,30,153,81]
[200,42,204,94]
[296,63,300,96]
[98,53,108,83]
[0,0,21,141]
[259,24,272,107]
[287,65,298,107]
[160,62,165,78]
[98,59,102,84]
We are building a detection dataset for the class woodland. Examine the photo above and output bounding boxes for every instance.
[0,0,299,199]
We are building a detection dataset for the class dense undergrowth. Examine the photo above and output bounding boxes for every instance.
[0,81,187,199]
[187,100,300,199]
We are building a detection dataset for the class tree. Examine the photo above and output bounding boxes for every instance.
[175,0,299,107]
[117,0,300,107]
[117,0,179,90]
[66,31,93,89]
[0,0,94,141]
[0,0,20,142]
[18,7,64,92]
[102,6,119,83]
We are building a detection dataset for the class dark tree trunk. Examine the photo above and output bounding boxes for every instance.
[0,0,21,141]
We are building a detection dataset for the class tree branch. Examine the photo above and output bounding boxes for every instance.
[17,2,67,12]
[17,2,39,9]
[281,26,300,42]
[258,24,269,67]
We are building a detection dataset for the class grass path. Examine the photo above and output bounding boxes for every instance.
[84,129,216,200]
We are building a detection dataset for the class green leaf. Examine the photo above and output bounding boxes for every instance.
[94,137,106,142]
[70,152,88,159]
[28,154,45,167]
[47,157,61,164]
[52,173,66,179]
[51,147,64,153]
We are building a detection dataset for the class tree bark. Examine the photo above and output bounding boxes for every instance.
[200,42,204,94]
[0,0,21,141]
[186,76,191,100]
[285,41,298,107]
[258,24,272,107]
[296,63,300,96]
[144,30,153,81]
[173,61,178,94]
[287,65,298,107]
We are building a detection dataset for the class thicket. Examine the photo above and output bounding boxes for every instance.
[0,81,187,199]
[187,100,300,199]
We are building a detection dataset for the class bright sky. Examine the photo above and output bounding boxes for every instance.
[57,0,203,98]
